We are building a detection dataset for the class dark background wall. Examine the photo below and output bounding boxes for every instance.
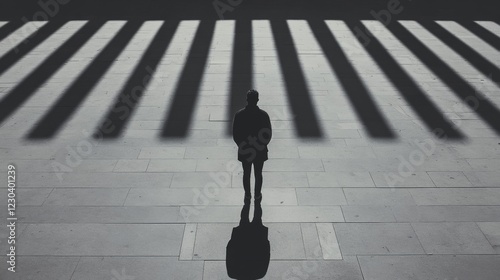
[1,0,498,21]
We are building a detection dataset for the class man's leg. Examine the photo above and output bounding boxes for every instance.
[253,160,264,197]
[242,161,252,197]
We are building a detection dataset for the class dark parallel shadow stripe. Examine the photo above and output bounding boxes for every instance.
[420,20,500,84]
[161,20,216,138]
[387,21,500,134]
[0,21,104,125]
[94,21,180,138]
[309,20,395,139]
[458,21,500,51]
[344,20,464,139]
[0,20,24,42]
[226,20,253,136]
[0,20,66,77]
[27,20,144,139]
[270,20,322,138]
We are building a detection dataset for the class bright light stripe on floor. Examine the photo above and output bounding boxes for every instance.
[328,21,411,127]
[23,21,128,105]
[287,20,339,135]
[0,21,85,83]
[195,20,234,124]
[399,21,500,99]
[0,21,8,28]
[321,20,398,137]
[384,20,500,135]
[361,20,464,108]
[0,21,127,133]
[252,20,296,127]
[55,21,166,135]
[357,20,470,139]
[143,20,201,137]
[437,21,500,66]
[475,21,500,38]
[0,21,47,56]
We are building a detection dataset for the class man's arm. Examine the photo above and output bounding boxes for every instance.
[232,113,242,144]
[260,112,272,145]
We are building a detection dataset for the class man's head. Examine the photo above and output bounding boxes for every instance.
[246,89,259,106]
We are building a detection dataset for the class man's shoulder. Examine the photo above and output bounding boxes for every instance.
[234,108,246,116]
[258,108,270,118]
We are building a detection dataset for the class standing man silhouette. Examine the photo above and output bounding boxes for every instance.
[233,89,272,202]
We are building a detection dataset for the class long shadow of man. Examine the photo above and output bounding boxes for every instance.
[226,201,270,280]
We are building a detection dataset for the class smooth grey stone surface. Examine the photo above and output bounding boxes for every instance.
[392,206,500,222]
[71,257,203,280]
[307,171,375,188]
[358,255,500,280]
[296,188,347,205]
[203,257,364,280]
[410,188,500,205]
[0,257,79,280]
[17,206,180,223]
[0,187,52,206]
[334,223,424,255]
[18,224,184,256]
[344,188,416,205]
[478,222,500,253]
[42,188,129,206]
[341,205,396,222]
[412,222,496,254]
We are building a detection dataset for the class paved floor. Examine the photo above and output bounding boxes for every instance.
[0,17,499,280]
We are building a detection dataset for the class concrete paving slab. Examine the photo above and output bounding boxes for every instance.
[358,255,500,280]
[179,224,197,260]
[412,222,496,254]
[464,171,500,187]
[138,147,186,158]
[125,187,297,206]
[0,187,52,206]
[316,223,342,260]
[17,206,180,224]
[427,171,474,187]
[42,188,129,206]
[371,171,435,187]
[113,159,149,172]
[19,224,184,256]
[392,205,500,222]
[0,256,79,280]
[300,223,323,259]
[477,222,500,253]
[334,223,424,255]
[344,188,416,205]
[147,159,197,172]
[15,172,174,188]
[204,257,364,280]
[410,188,500,205]
[71,257,203,280]
[173,172,232,188]
[341,205,396,222]
[307,171,375,188]
[296,188,347,205]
